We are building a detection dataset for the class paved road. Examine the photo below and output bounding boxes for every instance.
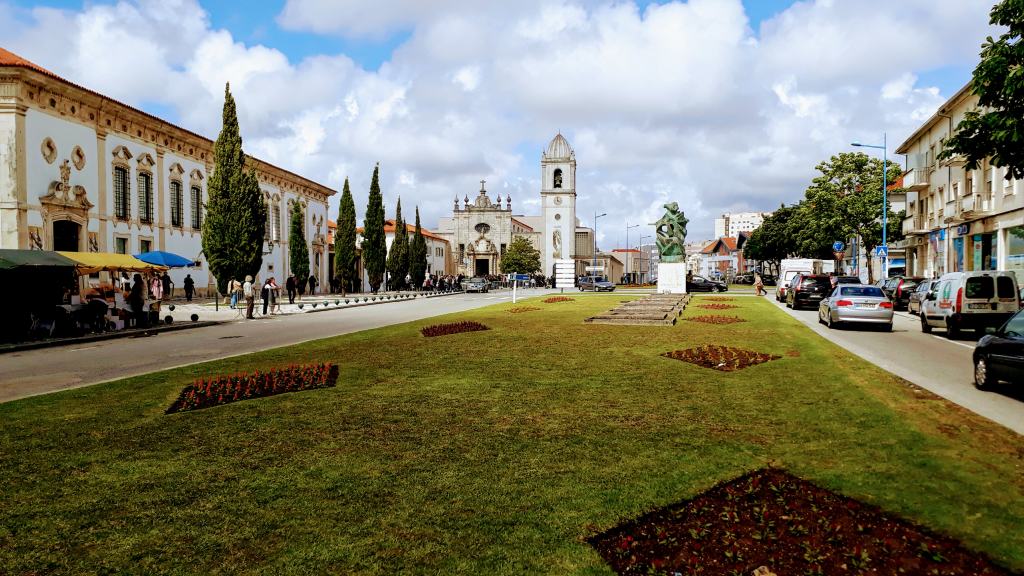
[0,289,541,404]
[770,296,1024,435]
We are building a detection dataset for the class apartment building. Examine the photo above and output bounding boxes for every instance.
[897,84,1023,280]
[713,211,771,239]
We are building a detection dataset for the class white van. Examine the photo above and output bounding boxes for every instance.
[919,271,1020,338]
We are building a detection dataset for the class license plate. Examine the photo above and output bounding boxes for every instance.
[857,303,877,309]
[968,303,990,310]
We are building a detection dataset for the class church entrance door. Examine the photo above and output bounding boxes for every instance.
[53,220,81,252]
[475,258,489,276]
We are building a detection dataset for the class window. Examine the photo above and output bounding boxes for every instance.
[553,168,563,189]
[840,286,884,297]
[139,239,152,254]
[114,166,130,220]
[997,276,1016,299]
[965,276,994,299]
[272,204,281,241]
[1001,312,1024,338]
[191,186,203,229]
[170,181,183,227]
[952,182,959,200]
[114,237,128,254]
[138,172,153,223]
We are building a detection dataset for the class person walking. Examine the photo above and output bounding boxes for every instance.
[161,271,173,300]
[229,278,240,308]
[129,274,146,328]
[243,275,255,319]
[307,273,318,296]
[754,271,765,296]
[286,274,296,304]
[183,274,195,302]
[261,278,272,316]
[269,277,282,314]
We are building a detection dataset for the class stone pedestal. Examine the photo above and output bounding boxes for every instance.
[657,262,688,294]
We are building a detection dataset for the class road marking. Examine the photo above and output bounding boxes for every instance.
[69,345,101,352]
[930,334,975,349]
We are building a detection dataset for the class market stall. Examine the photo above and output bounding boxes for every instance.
[0,249,79,342]
[58,251,170,330]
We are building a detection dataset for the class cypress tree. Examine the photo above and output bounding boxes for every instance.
[386,197,409,290]
[334,177,357,296]
[362,164,386,293]
[409,206,428,289]
[202,83,267,294]
[288,202,310,292]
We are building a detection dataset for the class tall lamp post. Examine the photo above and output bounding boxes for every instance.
[852,133,889,280]
[639,234,651,284]
[593,212,607,278]
[625,223,639,281]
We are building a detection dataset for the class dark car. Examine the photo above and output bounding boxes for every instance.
[761,274,777,286]
[973,308,1024,389]
[909,279,939,315]
[579,276,615,292]
[881,276,924,310]
[786,274,831,310]
[687,275,728,293]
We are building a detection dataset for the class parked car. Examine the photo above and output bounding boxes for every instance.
[761,274,777,286]
[881,276,924,310]
[973,307,1024,389]
[463,277,489,293]
[786,273,831,310]
[920,271,1020,338]
[817,284,893,330]
[908,279,939,315]
[687,275,728,292]
[579,276,615,292]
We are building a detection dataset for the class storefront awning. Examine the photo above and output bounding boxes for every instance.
[0,249,79,271]
[57,251,168,274]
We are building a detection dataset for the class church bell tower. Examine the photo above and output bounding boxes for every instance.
[540,133,577,276]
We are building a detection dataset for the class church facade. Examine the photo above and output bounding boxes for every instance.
[436,133,594,277]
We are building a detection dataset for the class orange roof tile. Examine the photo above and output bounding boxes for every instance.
[356,220,449,244]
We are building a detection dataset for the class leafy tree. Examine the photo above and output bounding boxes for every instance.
[201,83,266,294]
[334,177,357,296]
[409,207,428,289]
[742,204,797,275]
[386,197,409,290]
[500,236,541,274]
[288,202,310,292]
[940,0,1024,180]
[362,164,387,293]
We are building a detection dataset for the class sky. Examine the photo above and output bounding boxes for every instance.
[0,0,998,246]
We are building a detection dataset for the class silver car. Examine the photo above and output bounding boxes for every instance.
[817,284,894,331]
[463,277,489,293]
[908,279,938,315]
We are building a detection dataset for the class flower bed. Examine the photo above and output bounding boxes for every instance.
[696,303,739,310]
[166,363,338,414]
[702,296,735,302]
[683,315,746,325]
[420,321,490,337]
[543,296,575,303]
[589,467,1016,575]
[662,345,780,371]
[508,306,541,314]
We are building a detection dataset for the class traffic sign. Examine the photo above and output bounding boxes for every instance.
[832,241,845,252]
[514,274,529,281]
[874,246,888,257]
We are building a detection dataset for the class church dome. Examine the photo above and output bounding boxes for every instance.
[544,133,574,160]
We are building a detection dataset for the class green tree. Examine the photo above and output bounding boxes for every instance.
[742,204,797,275]
[940,0,1024,180]
[288,202,310,292]
[201,83,266,294]
[362,164,387,293]
[333,177,357,296]
[500,236,541,274]
[386,197,409,290]
[409,206,428,289]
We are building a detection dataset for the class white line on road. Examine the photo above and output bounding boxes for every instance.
[931,335,975,349]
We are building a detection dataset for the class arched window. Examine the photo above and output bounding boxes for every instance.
[553,168,563,189]
[113,166,130,220]
[170,181,183,227]
[138,172,153,223]
[190,186,203,229]
[272,204,281,241]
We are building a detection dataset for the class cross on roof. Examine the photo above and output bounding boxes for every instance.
[479,179,486,192]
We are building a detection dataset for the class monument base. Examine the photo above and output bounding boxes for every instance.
[656,262,688,294]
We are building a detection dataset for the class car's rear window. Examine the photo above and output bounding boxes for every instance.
[965,276,994,299]
[801,276,830,287]
[901,279,921,290]
[840,286,884,297]
[997,276,1016,298]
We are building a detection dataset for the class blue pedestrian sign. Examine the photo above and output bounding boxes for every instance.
[874,246,888,257]
[514,274,530,281]
[832,241,845,252]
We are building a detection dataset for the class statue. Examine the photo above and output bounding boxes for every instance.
[653,202,687,263]
[552,229,562,259]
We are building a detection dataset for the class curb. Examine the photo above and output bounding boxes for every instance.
[0,320,225,354]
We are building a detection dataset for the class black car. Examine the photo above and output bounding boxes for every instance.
[687,275,727,292]
[973,308,1024,389]
[761,274,777,286]
[786,273,831,310]
[881,276,924,311]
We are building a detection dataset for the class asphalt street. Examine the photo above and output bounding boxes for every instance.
[769,295,1024,435]
[0,289,542,404]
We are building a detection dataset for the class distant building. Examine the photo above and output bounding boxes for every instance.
[713,211,771,239]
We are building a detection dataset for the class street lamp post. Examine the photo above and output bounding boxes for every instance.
[852,133,889,280]
[594,212,607,278]
[625,223,639,281]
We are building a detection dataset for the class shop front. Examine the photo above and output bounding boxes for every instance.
[1004,225,1024,285]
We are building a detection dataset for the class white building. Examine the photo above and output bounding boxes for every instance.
[353,219,453,291]
[713,211,771,239]
[0,47,335,295]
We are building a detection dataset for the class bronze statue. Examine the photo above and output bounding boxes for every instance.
[654,202,687,263]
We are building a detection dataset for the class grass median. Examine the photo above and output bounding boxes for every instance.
[1,294,1022,574]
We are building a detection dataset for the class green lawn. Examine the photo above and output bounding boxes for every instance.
[2,295,1023,575]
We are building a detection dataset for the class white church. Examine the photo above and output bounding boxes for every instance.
[435,133,595,277]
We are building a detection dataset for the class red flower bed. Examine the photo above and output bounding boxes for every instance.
[589,468,1018,575]
[166,363,338,413]
[508,306,541,313]
[696,303,739,310]
[420,320,490,337]
[662,345,780,371]
[703,296,735,302]
[543,296,575,303]
[683,315,747,325]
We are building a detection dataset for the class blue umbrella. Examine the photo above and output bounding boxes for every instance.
[134,250,195,268]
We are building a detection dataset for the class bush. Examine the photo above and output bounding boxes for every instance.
[166,363,339,414]
[421,321,490,337]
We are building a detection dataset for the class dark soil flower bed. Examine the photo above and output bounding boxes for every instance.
[696,303,740,310]
[589,467,1019,575]
[543,296,575,303]
[166,363,338,414]
[702,296,735,302]
[662,345,780,372]
[683,315,747,325]
[508,306,541,313]
[420,320,490,337]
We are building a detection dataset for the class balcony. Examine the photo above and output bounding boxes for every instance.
[903,168,930,191]
[902,215,929,235]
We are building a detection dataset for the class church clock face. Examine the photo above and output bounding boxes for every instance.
[554,196,562,205]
